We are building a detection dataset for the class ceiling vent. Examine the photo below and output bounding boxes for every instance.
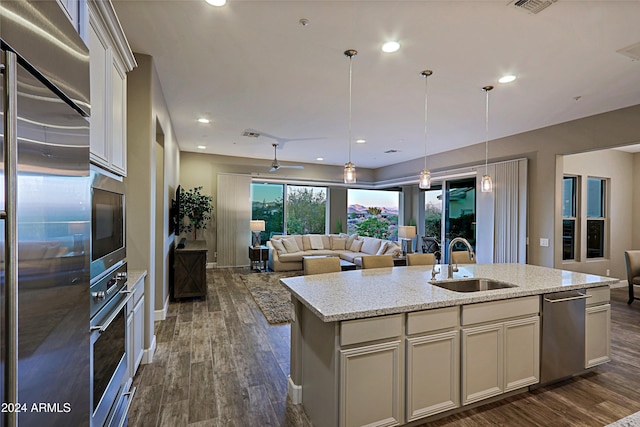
[384,149,400,154]
[508,0,558,14]
[242,130,260,138]
[616,41,640,61]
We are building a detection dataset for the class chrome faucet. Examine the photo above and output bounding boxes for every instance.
[447,237,475,277]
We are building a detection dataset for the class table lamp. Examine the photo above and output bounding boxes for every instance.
[398,225,417,256]
[250,220,266,248]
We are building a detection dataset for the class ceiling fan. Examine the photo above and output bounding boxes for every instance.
[269,143,304,172]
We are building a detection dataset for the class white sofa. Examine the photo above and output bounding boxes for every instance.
[267,234,402,272]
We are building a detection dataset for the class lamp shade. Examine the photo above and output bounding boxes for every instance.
[250,220,265,232]
[398,225,417,239]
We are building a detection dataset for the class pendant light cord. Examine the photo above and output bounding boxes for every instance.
[484,87,490,175]
[423,73,428,170]
[348,55,353,163]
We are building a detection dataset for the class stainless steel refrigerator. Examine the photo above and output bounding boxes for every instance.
[1,1,91,426]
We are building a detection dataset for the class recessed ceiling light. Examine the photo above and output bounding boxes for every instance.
[381,41,400,53]
[356,139,366,144]
[197,117,210,124]
[205,0,226,6]
[316,157,324,161]
[498,74,517,84]
[197,145,207,149]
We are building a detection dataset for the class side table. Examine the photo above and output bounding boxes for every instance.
[392,256,407,266]
[173,239,208,299]
[249,245,269,272]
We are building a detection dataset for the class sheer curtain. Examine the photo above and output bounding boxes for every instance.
[217,173,251,267]
[493,159,528,263]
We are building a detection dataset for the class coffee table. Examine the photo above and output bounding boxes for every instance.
[339,259,357,271]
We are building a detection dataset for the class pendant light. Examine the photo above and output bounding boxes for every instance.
[481,85,494,193]
[343,49,357,184]
[418,70,433,189]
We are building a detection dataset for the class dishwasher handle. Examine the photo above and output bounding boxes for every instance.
[544,292,591,303]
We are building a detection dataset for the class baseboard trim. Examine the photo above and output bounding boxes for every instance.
[288,375,302,405]
[154,295,169,321]
[142,334,156,365]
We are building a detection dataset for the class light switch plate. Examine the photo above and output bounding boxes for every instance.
[540,238,549,247]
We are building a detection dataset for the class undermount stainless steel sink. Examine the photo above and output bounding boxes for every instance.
[429,278,516,293]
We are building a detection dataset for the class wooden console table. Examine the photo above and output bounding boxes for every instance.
[173,239,208,299]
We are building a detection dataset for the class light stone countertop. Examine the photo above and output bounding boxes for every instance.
[280,263,619,322]
[127,269,147,290]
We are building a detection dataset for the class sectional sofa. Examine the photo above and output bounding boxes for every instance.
[267,233,402,272]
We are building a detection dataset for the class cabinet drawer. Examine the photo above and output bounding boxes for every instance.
[586,286,610,306]
[462,296,539,326]
[407,306,459,335]
[341,314,403,347]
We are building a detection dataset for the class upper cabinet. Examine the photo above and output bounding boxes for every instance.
[88,1,136,176]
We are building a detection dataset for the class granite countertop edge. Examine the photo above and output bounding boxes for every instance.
[281,264,619,323]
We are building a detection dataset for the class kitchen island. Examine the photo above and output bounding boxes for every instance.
[281,263,618,427]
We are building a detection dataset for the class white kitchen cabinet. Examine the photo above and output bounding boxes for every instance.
[504,316,540,391]
[128,273,145,378]
[339,341,402,427]
[88,0,135,176]
[586,286,611,368]
[461,296,540,405]
[405,306,460,421]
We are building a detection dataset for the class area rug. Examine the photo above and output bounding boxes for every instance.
[240,271,303,324]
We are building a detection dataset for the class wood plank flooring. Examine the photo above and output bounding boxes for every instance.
[128,269,640,426]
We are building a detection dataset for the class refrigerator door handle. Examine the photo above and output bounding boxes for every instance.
[3,50,19,426]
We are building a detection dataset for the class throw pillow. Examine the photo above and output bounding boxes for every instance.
[282,237,301,253]
[384,242,401,257]
[350,238,364,252]
[346,234,358,248]
[375,241,389,255]
[361,237,382,255]
[309,235,324,250]
[271,239,287,255]
[331,237,347,250]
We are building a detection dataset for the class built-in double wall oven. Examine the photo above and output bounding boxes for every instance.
[90,167,133,427]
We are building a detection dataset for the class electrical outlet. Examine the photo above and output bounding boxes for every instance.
[214,251,218,258]
[606,269,610,276]
[540,238,549,247]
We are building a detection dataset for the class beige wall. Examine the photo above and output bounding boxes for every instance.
[561,149,634,279]
[126,53,180,357]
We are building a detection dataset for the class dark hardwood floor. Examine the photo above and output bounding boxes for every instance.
[128,269,640,426]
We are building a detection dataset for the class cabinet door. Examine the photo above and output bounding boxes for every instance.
[462,323,503,405]
[586,304,611,368]
[88,17,110,168]
[340,341,403,427]
[127,307,134,379]
[504,316,540,391]
[110,57,127,175]
[133,295,145,374]
[406,331,459,421]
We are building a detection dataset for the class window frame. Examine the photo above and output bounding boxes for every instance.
[562,175,579,262]
[585,176,607,260]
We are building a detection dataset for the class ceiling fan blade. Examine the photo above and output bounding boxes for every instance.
[269,167,278,172]
[278,165,305,169]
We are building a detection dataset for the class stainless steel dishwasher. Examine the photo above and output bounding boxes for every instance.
[540,289,590,385]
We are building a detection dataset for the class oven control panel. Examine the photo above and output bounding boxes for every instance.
[90,262,127,319]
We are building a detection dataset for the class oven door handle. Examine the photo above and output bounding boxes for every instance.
[90,290,134,333]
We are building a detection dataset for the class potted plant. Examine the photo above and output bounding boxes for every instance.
[179,186,214,240]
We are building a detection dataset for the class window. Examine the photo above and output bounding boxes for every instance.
[251,183,327,239]
[424,187,442,240]
[586,177,606,259]
[286,186,326,234]
[562,176,577,261]
[347,189,400,240]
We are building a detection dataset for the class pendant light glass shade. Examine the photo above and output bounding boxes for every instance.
[343,49,358,184]
[418,70,433,189]
[344,162,356,184]
[481,85,494,193]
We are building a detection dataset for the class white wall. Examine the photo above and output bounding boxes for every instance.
[561,149,633,279]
